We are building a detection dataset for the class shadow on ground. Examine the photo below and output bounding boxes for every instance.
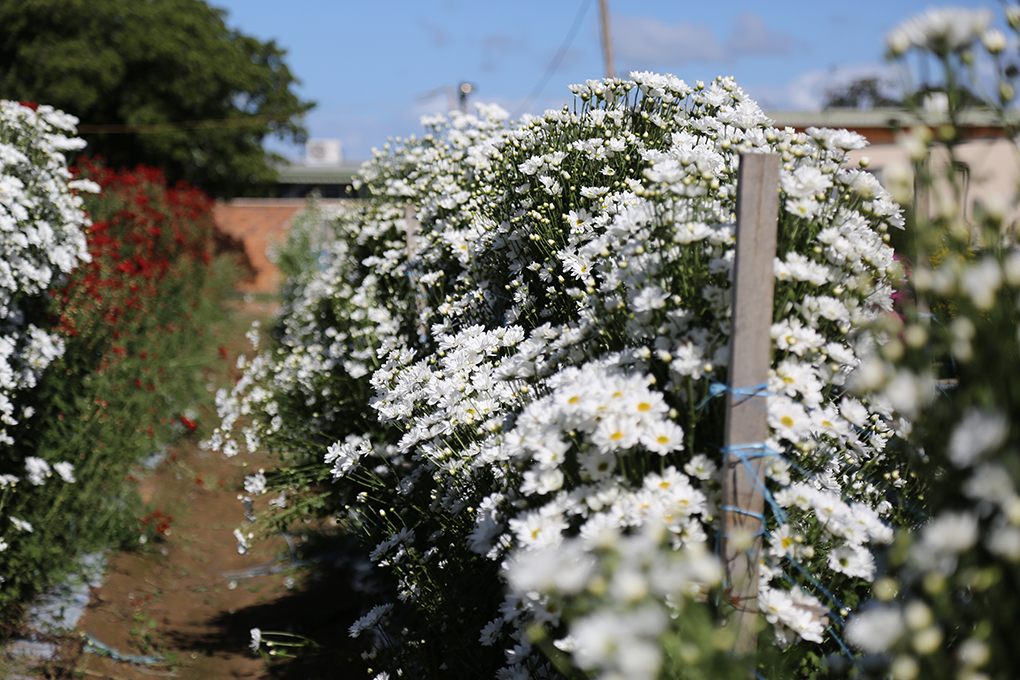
[166,538,375,680]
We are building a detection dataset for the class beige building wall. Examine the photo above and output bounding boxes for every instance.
[847,138,1020,229]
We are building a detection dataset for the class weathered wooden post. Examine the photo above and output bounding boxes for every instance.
[404,203,419,257]
[721,153,780,659]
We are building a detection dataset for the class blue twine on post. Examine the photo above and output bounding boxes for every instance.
[714,441,785,596]
[719,504,769,537]
[704,387,878,670]
[717,441,789,527]
[697,380,772,411]
[828,623,860,667]
[784,555,849,615]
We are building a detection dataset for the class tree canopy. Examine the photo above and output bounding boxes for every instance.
[822,76,901,109]
[0,0,314,197]
[823,75,987,111]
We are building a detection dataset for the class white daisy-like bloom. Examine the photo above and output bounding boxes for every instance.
[630,285,669,313]
[243,472,267,496]
[947,408,1009,468]
[24,456,51,486]
[349,603,394,638]
[916,510,980,557]
[10,516,32,533]
[53,461,75,483]
[639,420,685,456]
[845,606,905,654]
[326,435,372,480]
[591,415,642,453]
[827,544,877,581]
[509,504,568,549]
[232,528,249,555]
[767,396,811,442]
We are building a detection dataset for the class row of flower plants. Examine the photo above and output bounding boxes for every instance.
[0,100,236,625]
[218,6,1020,679]
[220,68,906,680]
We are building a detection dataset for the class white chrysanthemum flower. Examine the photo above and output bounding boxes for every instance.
[827,544,876,581]
[948,408,1009,468]
[53,461,75,483]
[25,456,51,486]
[244,472,267,496]
[10,516,32,533]
[846,606,905,653]
[767,397,811,442]
[232,528,250,555]
[349,603,394,638]
[639,420,685,456]
[510,504,568,549]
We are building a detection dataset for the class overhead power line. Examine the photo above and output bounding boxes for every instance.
[512,0,594,119]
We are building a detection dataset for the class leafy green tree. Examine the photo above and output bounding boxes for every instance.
[0,0,314,197]
[823,76,901,109]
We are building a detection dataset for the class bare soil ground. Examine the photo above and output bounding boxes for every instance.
[3,300,370,680]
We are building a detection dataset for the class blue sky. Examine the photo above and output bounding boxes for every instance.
[208,0,1005,161]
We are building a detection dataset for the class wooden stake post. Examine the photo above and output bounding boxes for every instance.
[404,203,419,257]
[721,153,780,658]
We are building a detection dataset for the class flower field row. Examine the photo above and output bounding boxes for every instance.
[0,101,236,624]
[217,72,917,679]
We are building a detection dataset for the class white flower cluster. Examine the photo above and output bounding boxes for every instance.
[221,74,911,677]
[0,101,94,443]
[0,101,91,558]
[886,7,994,57]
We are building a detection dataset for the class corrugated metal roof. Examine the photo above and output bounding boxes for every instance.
[766,108,1018,129]
[273,163,363,185]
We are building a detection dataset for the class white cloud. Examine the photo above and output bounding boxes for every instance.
[614,15,728,65]
[614,12,801,67]
[727,13,796,56]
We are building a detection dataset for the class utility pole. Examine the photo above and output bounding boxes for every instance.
[458,82,475,113]
[598,0,614,78]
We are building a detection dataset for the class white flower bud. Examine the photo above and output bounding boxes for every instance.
[1007,6,1020,31]
[982,28,1006,54]
[887,28,911,57]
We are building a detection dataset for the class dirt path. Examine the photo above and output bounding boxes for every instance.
[6,300,369,680]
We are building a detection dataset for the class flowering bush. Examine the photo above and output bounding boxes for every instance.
[219,75,913,678]
[0,101,93,444]
[0,100,94,610]
[0,135,235,623]
[840,6,1020,680]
